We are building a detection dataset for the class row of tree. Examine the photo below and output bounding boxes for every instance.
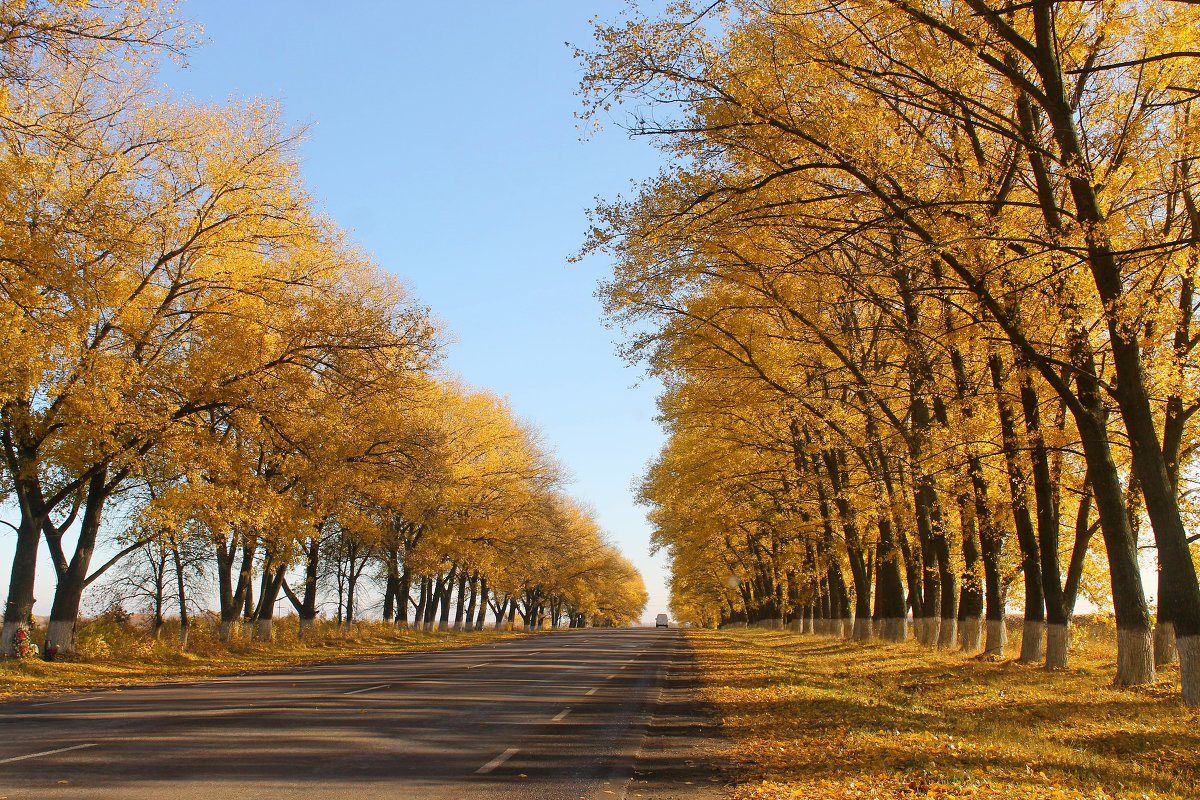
[0,0,645,657]
[579,0,1200,704]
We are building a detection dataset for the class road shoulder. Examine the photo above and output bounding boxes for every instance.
[623,632,732,799]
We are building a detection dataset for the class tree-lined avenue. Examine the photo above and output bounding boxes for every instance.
[0,629,705,799]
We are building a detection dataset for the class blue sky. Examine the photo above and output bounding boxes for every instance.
[157,1,670,617]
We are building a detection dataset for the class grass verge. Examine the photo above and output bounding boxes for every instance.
[0,618,524,702]
[685,627,1199,800]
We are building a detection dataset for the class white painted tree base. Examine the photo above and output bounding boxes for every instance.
[938,617,958,649]
[45,620,76,654]
[1154,621,1177,666]
[1,621,20,657]
[982,619,1006,659]
[1045,623,1071,669]
[878,617,906,642]
[915,617,941,647]
[1019,620,1045,663]
[1114,627,1155,686]
[1179,635,1199,705]
[958,617,982,654]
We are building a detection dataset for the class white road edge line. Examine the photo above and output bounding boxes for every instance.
[552,708,571,721]
[475,746,519,774]
[585,687,598,696]
[31,695,104,707]
[0,743,98,765]
[342,684,390,696]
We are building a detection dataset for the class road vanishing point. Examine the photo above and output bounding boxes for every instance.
[0,628,724,799]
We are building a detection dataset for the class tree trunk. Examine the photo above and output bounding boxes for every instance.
[492,594,508,629]
[396,568,413,630]
[44,469,109,655]
[382,550,400,623]
[989,353,1045,663]
[914,478,942,647]
[1156,561,1179,666]
[475,576,489,631]
[255,565,286,642]
[822,449,872,642]
[1075,407,1154,685]
[172,542,190,651]
[1025,12,1186,694]
[437,569,457,631]
[956,494,984,654]
[463,571,479,632]
[874,516,908,642]
[452,570,469,631]
[424,575,441,631]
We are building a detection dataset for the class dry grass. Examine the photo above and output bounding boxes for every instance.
[686,623,1199,800]
[0,616,523,702]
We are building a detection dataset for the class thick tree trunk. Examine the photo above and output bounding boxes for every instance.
[464,572,479,632]
[821,449,872,642]
[1,458,58,657]
[1155,618,1178,667]
[934,527,958,649]
[874,517,908,642]
[1019,367,1075,671]
[979,515,1007,659]
[1075,406,1154,685]
[989,355,1047,663]
[172,542,190,651]
[453,570,469,631]
[425,574,442,631]
[215,534,254,642]
[1026,14,1186,694]
[297,536,321,637]
[396,569,412,629]
[492,594,508,629]
[956,496,984,654]
[44,469,109,655]
[414,577,429,630]
[914,478,942,647]
[2,520,42,657]
[437,569,457,631]
[254,564,286,642]
[382,553,399,623]
[475,576,489,630]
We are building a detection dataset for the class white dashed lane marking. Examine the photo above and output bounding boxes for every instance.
[0,743,98,764]
[475,747,519,774]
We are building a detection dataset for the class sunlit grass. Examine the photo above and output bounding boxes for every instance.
[687,624,1199,800]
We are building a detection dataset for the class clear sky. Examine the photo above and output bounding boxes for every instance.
[152,1,670,618]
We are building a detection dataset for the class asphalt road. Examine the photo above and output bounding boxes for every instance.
[0,628,724,799]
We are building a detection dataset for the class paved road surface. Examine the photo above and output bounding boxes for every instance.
[0,628,724,799]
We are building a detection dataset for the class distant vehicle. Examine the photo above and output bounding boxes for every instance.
[655,613,669,628]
